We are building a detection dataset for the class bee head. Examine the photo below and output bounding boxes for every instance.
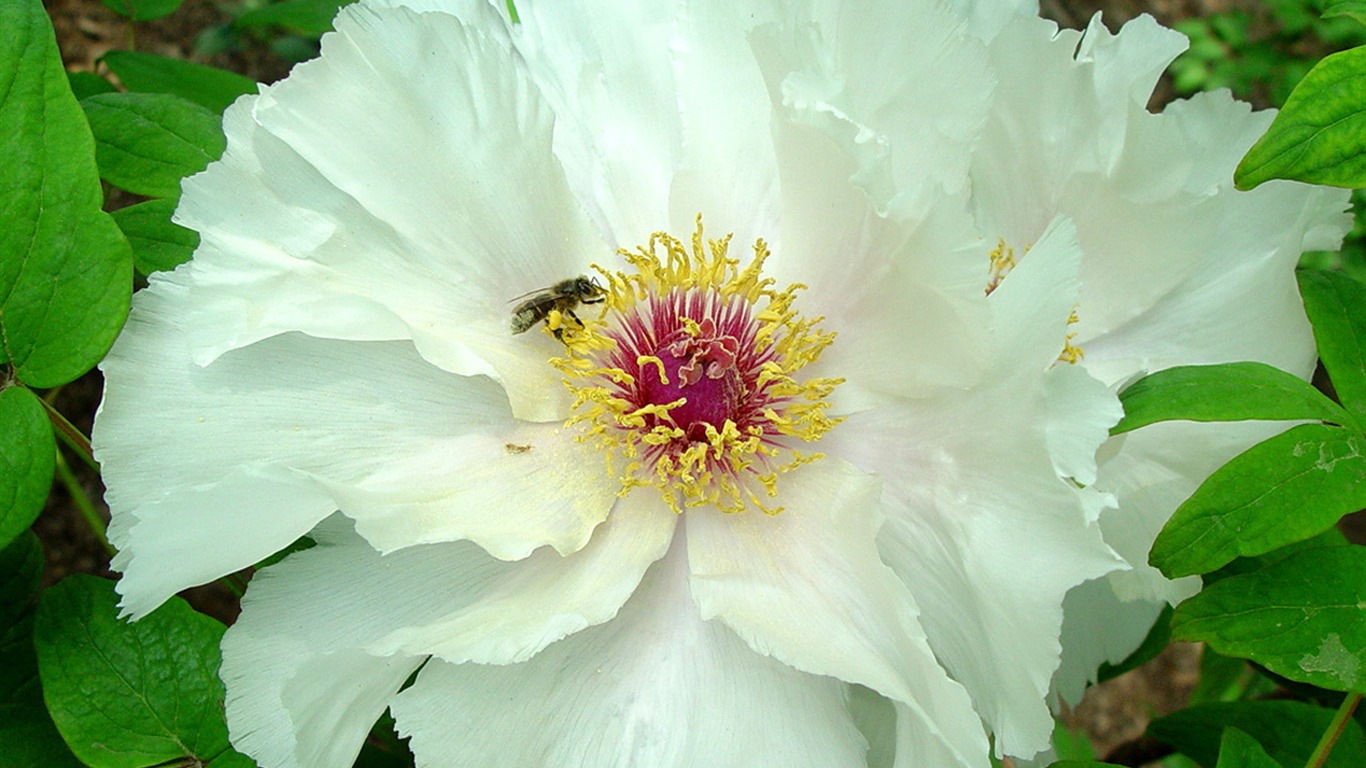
[570,275,606,302]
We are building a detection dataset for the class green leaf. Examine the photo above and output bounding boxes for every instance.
[111,198,199,274]
[0,533,82,768]
[1206,526,1351,584]
[99,0,184,21]
[236,0,351,34]
[1323,1,1366,27]
[82,92,226,198]
[101,50,257,113]
[0,531,41,631]
[1236,46,1366,189]
[1216,728,1284,768]
[1097,604,1173,683]
[0,0,134,388]
[1044,763,1126,768]
[1299,270,1366,424]
[1150,701,1366,768]
[1149,423,1366,578]
[65,70,114,100]
[1202,522,1349,587]
[0,387,54,550]
[1189,648,1253,705]
[1051,720,1095,761]
[1112,362,1348,435]
[1172,546,1366,692]
[34,575,232,768]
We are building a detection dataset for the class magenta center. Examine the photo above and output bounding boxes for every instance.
[639,317,745,441]
[602,289,777,445]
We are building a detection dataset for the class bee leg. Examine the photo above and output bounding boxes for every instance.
[551,309,586,343]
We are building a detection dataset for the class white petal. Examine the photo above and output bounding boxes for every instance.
[1074,14,1188,120]
[363,0,499,16]
[762,112,992,407]
[687,460,990,768]
[968,15,1350,369]
[941,0,1035,40]
[988,216,1082,371]
[822,229,1124,758]
[176,4,604,421]
[848,685,897,768]
[332,420,619,560]
[224,645,421,768]
[223,507,674,766]
[1092,418,1293,604]
[969,15,1200,334]
[107,463,333,619]
[667,0,784,243]
[365,491,677,664]
[752,0,992,219]
[831,400,1119,757]
[1050,577,1167,707]
[96,278,617,615]
[1045,363,1123,486]
[512,0,683,247]
[391,540,868,768]
[1078,101,1349,385]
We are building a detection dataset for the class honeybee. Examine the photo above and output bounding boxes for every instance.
[509,275,606,338]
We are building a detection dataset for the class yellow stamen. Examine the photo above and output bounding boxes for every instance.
[1058,307,1084,364]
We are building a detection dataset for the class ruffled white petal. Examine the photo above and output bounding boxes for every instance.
[175,3,605,421]
[225,645,421,768]
[958,9,1350,729]
[825,223,1123,758]
[330,419,618,559]
[1091,418,1299,605]
[752,0,992,219]
[391,538,868,768]
[969,14,1350,376]
[1045,363,1123,486]
[1050,577,1167,707]
[97,276,618,616]
[760,113,992,408]
[848,685,897,768]
[942,0,1037,41]
[365,490,677,663]
[970,15,1205,337]
[511,0,684,247]
[687,460,989,768]
[1078,95,1349,383]
[222,508,674,766]
[666,0,785,243]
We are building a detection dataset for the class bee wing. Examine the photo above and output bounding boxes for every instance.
[512,283,567,304]
[508,289,541,304]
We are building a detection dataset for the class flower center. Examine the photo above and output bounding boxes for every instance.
[552,217,841,514]
[636,310,746,442]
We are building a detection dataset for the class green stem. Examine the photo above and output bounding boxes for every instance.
[1306,692,1362,768]
[39,396,98,472]
[219,573,246,598]
[54,449,115,557]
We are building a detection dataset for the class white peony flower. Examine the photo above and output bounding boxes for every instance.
[948,4,1351,713]
[92,1,1350,766]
